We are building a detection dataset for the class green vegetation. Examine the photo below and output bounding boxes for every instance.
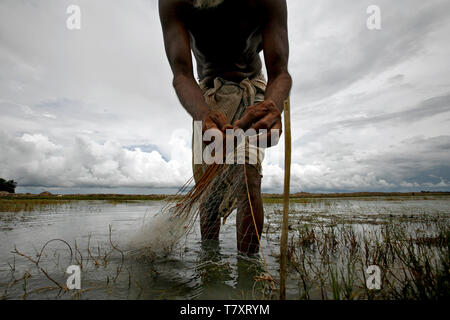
[286,216,449,300]
[263,191,450,203]
[1,191,449,213]
[0,193,171,201]
[1,191,448,202]
[0,199,71,213]
[0,194,172,213]
[0,178,17,194]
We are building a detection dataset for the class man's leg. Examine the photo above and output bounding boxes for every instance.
[194,161,222,241]
[236,165,264,254]
[199,189,222,241]
[200,209,221,240]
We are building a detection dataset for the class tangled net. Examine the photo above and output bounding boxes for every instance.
[129,162,246,253]
[130,130,269,252]
[128,135,277,295]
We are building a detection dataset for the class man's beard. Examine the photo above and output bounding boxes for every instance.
[193,0,225,9]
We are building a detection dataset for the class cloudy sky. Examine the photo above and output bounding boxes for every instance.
[1,0,449,194]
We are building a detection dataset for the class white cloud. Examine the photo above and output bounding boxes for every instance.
[0,131,191,189]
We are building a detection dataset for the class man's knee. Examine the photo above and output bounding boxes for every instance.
[200,205,220,225]
[242,165,261,197]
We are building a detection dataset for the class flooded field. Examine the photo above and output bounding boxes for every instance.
[0,195,449,300]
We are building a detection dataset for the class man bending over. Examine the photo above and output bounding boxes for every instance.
[159,0,292,254]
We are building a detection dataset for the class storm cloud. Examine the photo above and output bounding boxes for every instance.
[0,0,449,193]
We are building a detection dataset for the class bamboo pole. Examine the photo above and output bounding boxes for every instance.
[280,98,291,300]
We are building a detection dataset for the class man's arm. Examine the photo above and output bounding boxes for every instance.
[262,0,292,111]
[234,0,292,137]
[159,0,230,132]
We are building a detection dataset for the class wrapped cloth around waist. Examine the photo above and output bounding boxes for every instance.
[193,74,267,183]
[191,74,267,222]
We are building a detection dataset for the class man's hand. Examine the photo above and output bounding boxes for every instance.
[202,110,233,145]
[233,99,282,147]
[202,110,233,133]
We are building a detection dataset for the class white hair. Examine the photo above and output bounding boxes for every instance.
[193,0,225,9]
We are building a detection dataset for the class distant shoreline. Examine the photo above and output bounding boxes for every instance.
[1,191,449,201]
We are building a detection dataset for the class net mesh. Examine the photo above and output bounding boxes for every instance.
[128,136,276,295]
[130,162,250,253]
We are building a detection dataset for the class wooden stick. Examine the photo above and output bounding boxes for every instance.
[280,98,291,300]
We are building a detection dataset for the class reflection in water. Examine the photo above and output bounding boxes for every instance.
[123,239,267,300]
[236,255,267,297]
[193,240,268,299]
[195,240,234,299]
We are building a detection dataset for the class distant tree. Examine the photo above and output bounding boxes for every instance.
[0,178,17,193]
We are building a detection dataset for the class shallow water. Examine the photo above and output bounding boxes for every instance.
[0,196,449,300]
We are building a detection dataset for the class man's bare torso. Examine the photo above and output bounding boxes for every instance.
[177,0,265,86]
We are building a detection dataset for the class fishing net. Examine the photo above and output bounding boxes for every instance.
[129,134,265,255]
[127,117,285,297]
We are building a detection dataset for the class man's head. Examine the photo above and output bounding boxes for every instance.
[193,0,224,9]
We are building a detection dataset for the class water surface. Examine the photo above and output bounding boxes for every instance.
[0,196,449,299]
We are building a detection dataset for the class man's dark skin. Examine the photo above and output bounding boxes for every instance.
[159,0,292,254]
